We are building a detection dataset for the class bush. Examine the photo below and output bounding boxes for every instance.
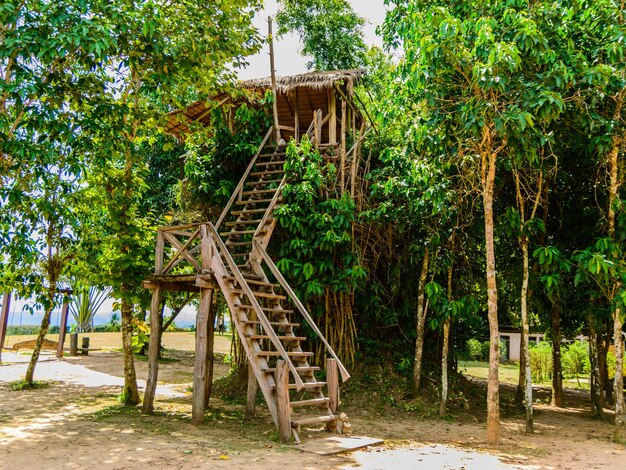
[562,341,590,377]
[529,341,553,383]
[466,338,483,360]
[5,325,59,335]
[482,340,491,361]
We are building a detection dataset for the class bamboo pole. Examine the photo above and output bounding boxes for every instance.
[340,100,346,193]
[268,17,281,143]
[329,89,337,145]
[294,88,299,142]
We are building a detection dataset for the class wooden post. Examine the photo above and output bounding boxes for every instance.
[204,294,216,407]
[155,231,164,274]
[246,362,259,418]
[142,285,163,414]
[350,121,365,200]
[313,110,319,150]
[326,358,339,414]
[56,297,70,359]
[276,359,292,443]
[192,287,212,424]
[0,292,11,362]
[340,100,347,193]
[294,88,300,142]
[329,89,337,145]
[69,333,78,356]
[81,336,90,355]
[268,17,281,143]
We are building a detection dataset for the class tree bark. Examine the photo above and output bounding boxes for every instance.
[440,257,453,417]
[482,137,501,445]
[412,247,430,396]
[120,297,140,405]
[588,317,604,418]
[550,302,564,407]
[520,236,534,433]
[25,283,57,385]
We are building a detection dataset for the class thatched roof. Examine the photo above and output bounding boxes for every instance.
[165,69,365,138]
[240,69,365,94]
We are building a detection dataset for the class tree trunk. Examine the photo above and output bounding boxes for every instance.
[25,284,57,385]
[550,302,564,407]
[412,247,430,396]
[120,297,140,405]
[519,236,534,433]
[483,145,501,445]
[440,258,453,417]
[599,331,612,406]
[614,307,624,441]
[588,317,604,418]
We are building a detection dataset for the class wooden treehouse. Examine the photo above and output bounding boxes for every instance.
[142,70,367,442]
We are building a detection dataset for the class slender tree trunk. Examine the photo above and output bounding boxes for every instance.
[440,257,454,417]
[482,141,501,445]
[516,331,526,406]
[588,317,604,418]
[598,332,612,406]
[520,236,534,433]
[120,297,140,405]
[550,302,564,407]
[412,247,430,396]
[25,283,57,385]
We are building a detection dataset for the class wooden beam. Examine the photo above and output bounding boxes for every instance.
[326,358,339,414]
[155,231,164,274]
[142,280,200,293]
[142,285,163,414]
[192,287,213,424]
[268,17,281,143]
[204,290,216,407]
[340,100,346,194]
[0,292,11,362]
[329,89,337,145]
[294,88,299,142]
[276,359,292,443]
[351,121,366,199]
[56,297,70,359]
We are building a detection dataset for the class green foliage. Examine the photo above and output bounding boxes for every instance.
[466,338,483,361]
[562,341,590,378]
[529,341,553,383]
[275,137,365,300]
[131,318,150,355]
[276,0,366,70]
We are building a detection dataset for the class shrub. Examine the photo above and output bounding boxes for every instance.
[562,341,590,377]
[529,341,553,383]
[482,340,491,361]
[466,338,483,360]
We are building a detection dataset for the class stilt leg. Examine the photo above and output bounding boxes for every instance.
[246,362,258,418]
[192,287,212,424]
[204,290,215,407]
[142,285,163,414]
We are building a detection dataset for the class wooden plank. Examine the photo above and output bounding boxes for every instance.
[162,228,200,274]
[276,360,292,443]
[162,231,202,273]
[56,297,70,359]
[204,289,216,407]
[351,121,365,199]
[340,99,346,194]
[246,362,258,418]
[192,287,212,424]
[142,285,163,414]
[142,280,200,293]
[0,292,11,362]
[292,415,335,426]
[291,397,330,408]
[294,88,299,142]
[329,89,337,144]
[327,358,339,414]
[155,231,164,274]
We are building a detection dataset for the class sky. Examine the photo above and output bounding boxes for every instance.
[4,1,390,332]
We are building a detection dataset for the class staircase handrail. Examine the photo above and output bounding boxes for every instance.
[252,239,351,383]
[206,223,305,392]
[215,126,274,230]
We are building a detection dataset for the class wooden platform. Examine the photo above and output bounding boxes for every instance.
[142,273,218,292]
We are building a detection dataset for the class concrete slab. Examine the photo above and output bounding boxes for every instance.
[298,435,384,456]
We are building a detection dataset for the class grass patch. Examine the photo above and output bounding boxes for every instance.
[9,379,52,391]
[459,360,520,383]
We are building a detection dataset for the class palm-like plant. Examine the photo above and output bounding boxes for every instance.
[69,286,112,332]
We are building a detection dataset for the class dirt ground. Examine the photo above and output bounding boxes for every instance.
[0,335,624,469]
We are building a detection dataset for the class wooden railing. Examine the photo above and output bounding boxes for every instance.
[155,224,205,275]
[215,126,274,230]
[252,239,351,383]
[205,223,305,392]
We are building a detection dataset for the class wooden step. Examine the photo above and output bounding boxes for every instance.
[255,160,286,167]
[250,170,284,177]
[241,188,279,196]
[258,152,287,158]
[225,241,253,247]
[243,320,300,327]
[292,415,335,426]
[232,289,287,300]
[290,397,330,408]
[260,366,320,374]
[221,229,266,237]
[231,208,269,216]
[224,277,280,288]
[235,198,274,205]
[238,305,294,314]
[269,381,327,390]
[257,351,314,358]
[225,219,263,226]
[245,179,283,187]
[249,335,306,341]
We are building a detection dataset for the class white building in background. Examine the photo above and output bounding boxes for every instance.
[499,327,544,363]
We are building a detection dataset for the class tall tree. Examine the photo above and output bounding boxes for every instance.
[276,0,366,70]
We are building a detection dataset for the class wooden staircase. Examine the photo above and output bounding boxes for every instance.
[203,127,350,442]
